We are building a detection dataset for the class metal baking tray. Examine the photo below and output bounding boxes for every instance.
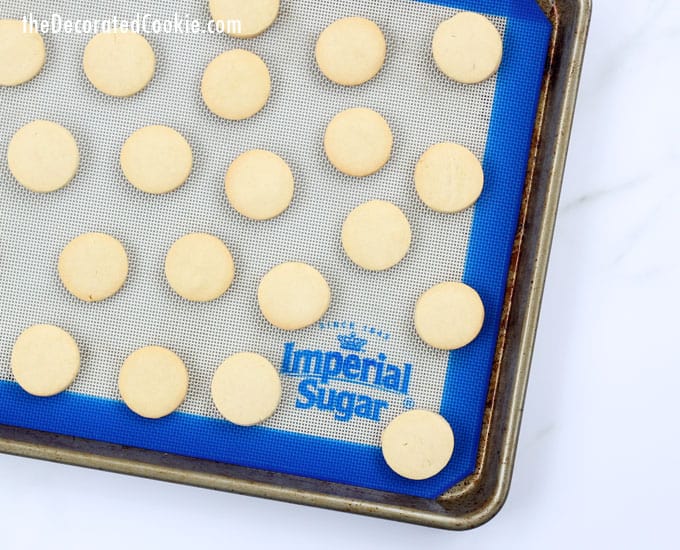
[0,0,591,530]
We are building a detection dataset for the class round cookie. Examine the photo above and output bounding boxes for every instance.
[11,324,80,397]
[83,30,156,97]
[381,410,455,480]
[414,282,485,350]
[225,149,294,220]
[209,0,280,39]
[324,108,393,177]
[315,17,386,86]
[201,49,271,121]
[7,120,80,193]
[432,12,503,84]
[342,200,411,271]
[165,233,235,302]
[120,125,193,194]
[414,142,484,213]
[211,352,282,426]
[0,19,46,86]
[118,346,189,419]
[58,233,129,302]
[258,262,331,331]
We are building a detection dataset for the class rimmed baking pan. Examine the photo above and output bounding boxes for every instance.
[0,0,590,529]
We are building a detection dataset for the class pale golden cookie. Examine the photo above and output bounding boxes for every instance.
[258,262,331,331]
[414,282,485,350]
[209,0,280,39]
[0,19,46,86]
[165,233,235,302]
[432,12,503,84]
[342,200,411,271]
[211,352,282,426]
[414,142,484,213]
[58,233,129,302]
[201,49,271,120]
[11,324,80,397]
[315,17,386,86]
[225,149,294,220]
[121,125,193,194]
[83,30,156,97]
[7,120,80,193]
[118,346,189,419]
[324,108,393,177]
[381,410,455,480]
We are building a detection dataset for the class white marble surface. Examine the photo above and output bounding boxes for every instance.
[1,1,679,547]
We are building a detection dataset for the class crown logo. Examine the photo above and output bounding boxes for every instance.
[337,332,368,352]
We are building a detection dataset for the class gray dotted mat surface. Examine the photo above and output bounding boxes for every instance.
[0,0,503,444]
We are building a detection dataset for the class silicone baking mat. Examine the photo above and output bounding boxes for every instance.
[0,0,551,499]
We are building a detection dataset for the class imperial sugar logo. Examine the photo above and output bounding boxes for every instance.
[280,322,414,423]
